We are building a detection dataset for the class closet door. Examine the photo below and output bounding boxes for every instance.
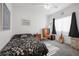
[3,3,10,30]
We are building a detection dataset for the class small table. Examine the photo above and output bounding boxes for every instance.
[48,34,55,40]
[51,34,55,40]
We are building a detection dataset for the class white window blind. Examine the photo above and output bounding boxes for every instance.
[55,16,71,36]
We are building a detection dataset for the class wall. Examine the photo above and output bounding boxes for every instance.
[0,4,2,31]
[47,3,79,44]
[0,3,12,50]
[0,3,47,50]
[12,4,47,34]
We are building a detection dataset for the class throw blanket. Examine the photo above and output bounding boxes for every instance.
[0,34,48,56]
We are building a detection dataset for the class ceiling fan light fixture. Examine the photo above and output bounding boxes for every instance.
[44,4,52,10]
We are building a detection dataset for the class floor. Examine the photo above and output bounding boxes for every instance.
[41,40,79,56]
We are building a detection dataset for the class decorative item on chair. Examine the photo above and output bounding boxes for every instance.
[59,33,64,43]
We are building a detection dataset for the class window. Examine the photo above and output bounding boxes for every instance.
[55,16,71,36]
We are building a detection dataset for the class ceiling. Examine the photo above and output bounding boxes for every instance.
[12,3,72,15]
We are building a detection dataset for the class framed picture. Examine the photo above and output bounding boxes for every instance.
[22,19,31,26]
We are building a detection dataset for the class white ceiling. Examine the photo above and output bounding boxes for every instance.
[12,3,72,15]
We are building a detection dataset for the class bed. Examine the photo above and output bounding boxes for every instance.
[0,34,48,56]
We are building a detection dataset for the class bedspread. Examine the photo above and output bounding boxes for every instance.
[0,34,48,56]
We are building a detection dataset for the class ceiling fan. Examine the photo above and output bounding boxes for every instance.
[31,3,58,10]
[43,3,58,10]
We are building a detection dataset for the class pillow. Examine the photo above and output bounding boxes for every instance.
[21,34,27,38]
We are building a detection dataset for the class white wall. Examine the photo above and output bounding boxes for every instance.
[12,4,47,34]
[0,3,12,50]
[47,3,79,44]
[0,3,47,50]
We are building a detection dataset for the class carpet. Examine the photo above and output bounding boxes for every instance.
[44,43,60,56]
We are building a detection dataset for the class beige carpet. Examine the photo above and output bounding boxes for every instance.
[42,40,79,56]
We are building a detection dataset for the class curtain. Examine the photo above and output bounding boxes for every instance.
[69,12,79,37]
[52,18,56,34]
